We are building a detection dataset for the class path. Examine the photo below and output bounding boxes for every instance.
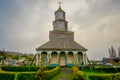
[52,67,74,80]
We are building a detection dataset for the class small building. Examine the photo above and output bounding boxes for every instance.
[0,56,4,65]
[3,57,12,66]
[35,4,88,66]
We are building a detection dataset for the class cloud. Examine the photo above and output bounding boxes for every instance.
[0,0,120,60]
[70,0,120,59]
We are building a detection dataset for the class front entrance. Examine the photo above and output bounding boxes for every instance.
[59,52,67,66]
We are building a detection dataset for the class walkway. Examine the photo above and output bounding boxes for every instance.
[51,67,74,80]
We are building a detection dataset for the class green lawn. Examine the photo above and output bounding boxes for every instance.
[82,69,114,80]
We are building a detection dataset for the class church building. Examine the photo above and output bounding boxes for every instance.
[35,4,88,66]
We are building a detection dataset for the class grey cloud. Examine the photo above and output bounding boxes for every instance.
[0,0,120,60]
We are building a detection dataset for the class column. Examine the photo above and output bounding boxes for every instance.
[57,51,60,65]
[65,51,68,66]
[74,51,78,65]
[83,53,85,65]
[47,51,52,65]
[83,53,87,65]
[36,53,38,66]
[84,54,87,65]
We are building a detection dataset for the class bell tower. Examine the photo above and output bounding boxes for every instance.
[53,2,68,31]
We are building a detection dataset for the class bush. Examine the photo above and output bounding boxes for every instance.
[1,66,55,72]
[73,66,85,80]
[44,66,60,79]
[0,73,15,80]
[88,73,120,80]
[17,73,39,80]
[89,74,112,80]
[79,66,120,73]
[37,66,60,80]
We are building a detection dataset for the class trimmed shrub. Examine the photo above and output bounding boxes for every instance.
[79,66,120,73]
[17,73,39,80]
[0,73,15,80]
[89,74,112,80]
[29,66,40,71]
[37,66,60,80]
[1,66,55,72]
[44,66,60,79]
[112,72,120,80]
[88,73,120,80]
[73,66,85,80]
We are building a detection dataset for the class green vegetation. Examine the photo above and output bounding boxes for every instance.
[51,70,63,80]
[88,73,120,80]
[0,73,15,80]
[73,66,85,80]
[0,66,60,80]
[17,73,39,80]
[0,50,33,61]
[0,65,120,80]
[1,66,39,72]
[79,66,120,80]
[79,66,120,73]
[1,66,55,72]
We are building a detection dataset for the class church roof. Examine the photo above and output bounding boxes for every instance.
[36,39,87,51]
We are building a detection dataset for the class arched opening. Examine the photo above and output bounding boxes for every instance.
[67,52,74,66]
[77,52,83,66]
[59,52,67,66]
[51,52,58,66]
[41,52,48,66]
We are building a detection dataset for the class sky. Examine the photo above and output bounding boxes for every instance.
[0,0,120,60]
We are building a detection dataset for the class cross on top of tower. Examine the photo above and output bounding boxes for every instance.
[58,2,62,6]
[58,1,62,10]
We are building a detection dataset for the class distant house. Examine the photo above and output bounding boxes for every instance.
[16,58,25,66]
[12,60,16,66]
[0,56,4,65]
[103,57,120,65]
[3,57,12,66]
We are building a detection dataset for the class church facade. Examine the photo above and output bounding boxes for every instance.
[35,5,88,66]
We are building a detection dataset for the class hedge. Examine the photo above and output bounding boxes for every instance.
[17,73,39,80]
[1,66,55,72]
[17,66,60,80]
[0,73,15,80]
[88,72,120,80]
[79,66,120,73]
[73,66,85,80]
[44,66,61,79]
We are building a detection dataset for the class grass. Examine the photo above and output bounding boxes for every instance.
[66,73,74,80]
[82,69,114,80]
[51,70,63,80]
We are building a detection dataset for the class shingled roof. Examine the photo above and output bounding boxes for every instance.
[36,39,87,51]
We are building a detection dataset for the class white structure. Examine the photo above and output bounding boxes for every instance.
[36,4,88,66]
